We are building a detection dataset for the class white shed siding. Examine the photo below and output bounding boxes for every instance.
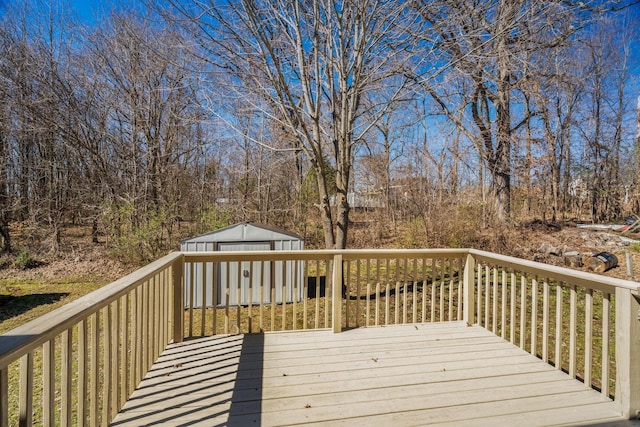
[181,223,304,307]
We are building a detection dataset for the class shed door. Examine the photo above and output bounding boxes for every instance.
[218,242,271,306]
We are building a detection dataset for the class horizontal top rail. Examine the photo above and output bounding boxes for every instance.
[183,248,469,263]
[470,249,639,293]
[0,251,183,368]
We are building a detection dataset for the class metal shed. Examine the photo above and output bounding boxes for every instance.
[181,222,305,307]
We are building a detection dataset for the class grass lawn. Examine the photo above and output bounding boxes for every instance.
[0,278,107,335]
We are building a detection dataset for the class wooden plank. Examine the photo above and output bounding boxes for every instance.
[463,254,475,325]
[555,283,562,371]
[569,284,577,378]
[172,257,184,343]
[500,269,506,339]
[510,271,516,344]
[188,263,194,338]
[542,278,549,363]
[120,294,129,408]
[78,320,87,427]
[111,302,119,420]
[484,265,490,329]
[43,340,55,427]
[18,353,33,427]
[531,276,538,356]
[584,288,593,387]
[0,365,7,427]
[520,275,526,349]
[113,323,624,427]
[102,305,112,425]
[602,292,610,397]
[332,255,343,333]
[492,266,497,333]
[200,263,206,337]
[431,258,437,322]
[61,329,73,427]
[90,312,98,427]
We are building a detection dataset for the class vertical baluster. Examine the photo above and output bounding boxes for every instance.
[531,276,538,356]
[188,262,194,338]
[103,305,111,425]
[90,312,99,427]
[121,295,129,407]
[61,328,73,427]
[225,261,231,334]
[385,259,391,325]
[555,283,563,370]
[448,259,454,322]
[43,339,55,426]
[213,260,219,335]
[0,365,7,427]
[78,319,88,427]
[202,262,207,336]
[477,262,482,327]
[356,260,361,327]
[374,259,379,326]
[281,260,286,331]
[366,281,371,327]
[432,259,437,322]
[484,265,490,328]
[375,282,380,326]
[259,260,266,333]
[345,260,351,329]
[542,279,549,363]
[135,286,143,386]
[19,353,33,427]
[325,258,331,328]
[315,260,320,329]
[569,284,577,378]
[373,259,378,325]
[395,259,400,325]
[501,269,506,339]
[584,288,593,387]
[520,275,526,349]
[402,258,407,324]
[269,261,278,331]
[413,258,419,323]
[492,267,498,333]
[239,261,244,333]
[292,260,297,331]
[601,292,610,397]
[111,302,119,420]
[440,260,446,322]
[422,258,428,323]
[303,260,308,330]
[510,271,516,344]
[457,258,463,321]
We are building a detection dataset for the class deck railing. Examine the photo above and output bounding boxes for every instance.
[1,248,639,426]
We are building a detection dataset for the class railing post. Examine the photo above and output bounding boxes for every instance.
[463,253,476,326]
[172,254,185,344]
[332,254,343,333]
[615,287,640,419]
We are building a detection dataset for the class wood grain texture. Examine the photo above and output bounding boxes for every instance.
[112,322,625,426]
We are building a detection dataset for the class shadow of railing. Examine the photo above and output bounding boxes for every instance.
[0,293,69,323]
[227,333,264,426]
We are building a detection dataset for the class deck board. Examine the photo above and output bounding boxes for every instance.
[112,322,631,426]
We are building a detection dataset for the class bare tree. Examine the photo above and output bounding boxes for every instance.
[165,0,410,248]
[412,0,637,221]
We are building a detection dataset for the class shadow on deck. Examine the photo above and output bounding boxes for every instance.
[113,322,633,426]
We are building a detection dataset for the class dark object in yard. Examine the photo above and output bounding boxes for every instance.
[587,252,618,273]
[307,275,327,298]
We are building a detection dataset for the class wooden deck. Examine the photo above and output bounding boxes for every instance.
[112,322,632,426]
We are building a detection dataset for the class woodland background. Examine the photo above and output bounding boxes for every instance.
[0,0,638,265]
